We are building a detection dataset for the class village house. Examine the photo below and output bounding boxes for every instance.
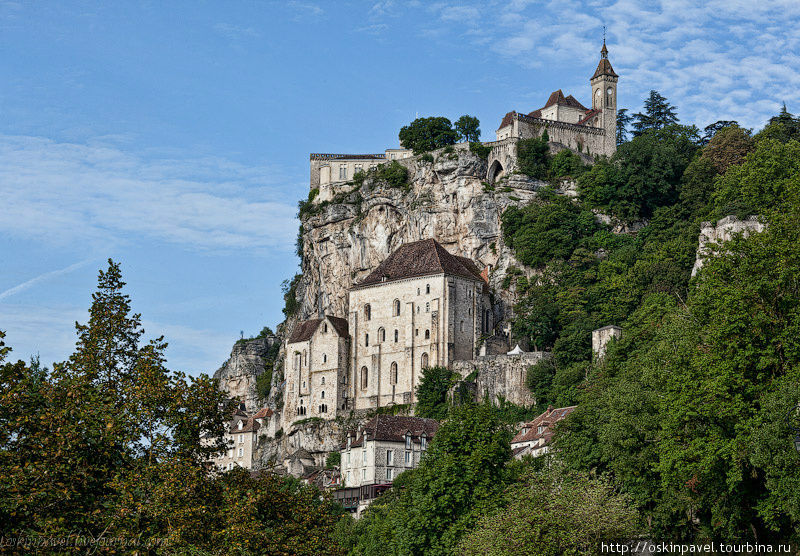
[334,415,439,515]
[511,405,577,459]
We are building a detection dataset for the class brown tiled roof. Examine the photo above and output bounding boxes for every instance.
[327,315,349,338]
[288,319,322,343]
[231,416,261,434]
[511,405,576,445]
[497,111,517,130]
[288,315,349,344]
[592,57,618,79]
[253,407,273,420]
[356,239,486,288]
[343,415,439,448]
[527,108,542,118]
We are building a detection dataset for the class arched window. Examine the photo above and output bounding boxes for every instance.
[365,333,369,347]
[378,328,385,342]
[321,376,325,385]
[323,353,327,363]
[364,304,371,321]
[361,366,368,389]
[606,86,613,108]
[393,299,401,316]
[426,284,430,294]
[425,302,430,313]
[421,353,429,369]
[390,362,398,385]
[424,329,430,339]
[394,329,399,342]
[321,391,325,399]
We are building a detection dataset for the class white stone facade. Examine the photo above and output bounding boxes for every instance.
[309,148,412,202]
[591,325,622,361]
[348,273,491,410]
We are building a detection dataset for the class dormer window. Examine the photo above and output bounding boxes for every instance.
[238,420,243,430]
[405,433,411,449]
[537,426,544,434]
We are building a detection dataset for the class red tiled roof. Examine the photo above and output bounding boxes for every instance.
[511,405,576,445]
[501,91,589,130]
[356,239,486,288]
[577,108,601,126]
[527,108,542,118]
[253,407,273,420]
[343,415,439,449]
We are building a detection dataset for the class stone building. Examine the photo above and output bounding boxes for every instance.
[348,238,492,410]
[335,415,439,515]
[511,405,576,459]
[309,148,413,202]
[284,315,350,421]
[207,404,269,471]
[591,325,622,361]
[490,40,619,182]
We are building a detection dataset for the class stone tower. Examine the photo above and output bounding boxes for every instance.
[590,39,618,156]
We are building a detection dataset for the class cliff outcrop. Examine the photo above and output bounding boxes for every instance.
[295,145,546,322]
[214,335,280,413]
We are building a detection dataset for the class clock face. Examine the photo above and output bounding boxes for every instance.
[607,87,613,95]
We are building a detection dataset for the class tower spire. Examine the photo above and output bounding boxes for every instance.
[601,27,609,59]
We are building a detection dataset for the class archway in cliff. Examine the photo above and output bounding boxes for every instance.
[488,159,504,184]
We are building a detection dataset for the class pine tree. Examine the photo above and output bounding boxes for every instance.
[616,108,633,144]
[632,90,679,136]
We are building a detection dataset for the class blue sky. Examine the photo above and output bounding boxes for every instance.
[2,0,799,376]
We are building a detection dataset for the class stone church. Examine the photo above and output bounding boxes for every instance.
[284,239,492,423]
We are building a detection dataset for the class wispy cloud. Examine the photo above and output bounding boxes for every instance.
[0,134,299,253]
[0,259,96,301]
[287,1,324,19]
[418,0,800,129]
[214,23,261,40]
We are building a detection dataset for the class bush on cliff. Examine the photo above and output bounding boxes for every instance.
[399,116,459,154]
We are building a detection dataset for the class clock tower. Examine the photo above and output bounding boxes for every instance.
[590,39,619,155]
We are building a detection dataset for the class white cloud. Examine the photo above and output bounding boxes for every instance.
[0,134,299,253]
[421,0,800,130]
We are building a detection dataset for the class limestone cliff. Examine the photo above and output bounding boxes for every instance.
[691,215,764,276]
[295,144,546,323]
[214,335,280,413]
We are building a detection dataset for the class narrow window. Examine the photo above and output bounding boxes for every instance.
[424,329,430,340]
[387,450,394,466]
[323,353,327,363]
[378,328,385,342]
[362,469,366,480]
[323,323,328,333]
[405,433,411,449]
[321,391,325,399]
[421,352,429,369]
[426,284,430,294]
[365,333,369,347]
[425,302,430,313]
[393,299,401,316]
[405,451,411,464]
[361,366,368,389]
[386,468,393,481]
[321,376,325,385]
[390,362,398,385]
[364,304,371,321]
[339,165,347,180]
[394,329,399,342]
[421,435,427,450]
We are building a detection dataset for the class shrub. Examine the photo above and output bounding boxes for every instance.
[420,153,434,163]
[469,142,492,159]
[376,160,409,189]
[517,130,550,180]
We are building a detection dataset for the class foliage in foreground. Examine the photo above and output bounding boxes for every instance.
[0,261,344,555]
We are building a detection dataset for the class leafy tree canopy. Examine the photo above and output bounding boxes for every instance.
[454,114,481,142]
[399,116,459,154]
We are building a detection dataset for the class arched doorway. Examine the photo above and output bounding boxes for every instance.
[487,159,504,184]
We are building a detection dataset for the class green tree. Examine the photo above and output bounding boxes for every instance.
[454,115,481,142]
[459,466,640,555]
[517,131,550,180]
[617,107,633,144]
[398,117,459,154]
[632,90,679,136]
[391,403,512,555]
[415,365,457,419]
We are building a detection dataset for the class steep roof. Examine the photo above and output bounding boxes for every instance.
[344,415,439,448]
[252,407,274,420]
[511,405,577,445]
[327,315,349,338]
[355,239,486,288]
[288,315,349,344]
[592,57,618,79]
[577,108,601,126]
[498,110,517,130]
[288,318,323,343]
[230,416,261,434]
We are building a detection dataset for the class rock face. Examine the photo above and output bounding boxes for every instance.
[691,215,764,276]
[214,336,279,413]
[296,145,546,322]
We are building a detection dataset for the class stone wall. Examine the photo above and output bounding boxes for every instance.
[451,352,551,407]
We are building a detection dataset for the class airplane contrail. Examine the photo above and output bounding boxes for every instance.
[0,259,95,301]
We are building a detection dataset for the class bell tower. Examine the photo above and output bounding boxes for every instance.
[590,38,618,156]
